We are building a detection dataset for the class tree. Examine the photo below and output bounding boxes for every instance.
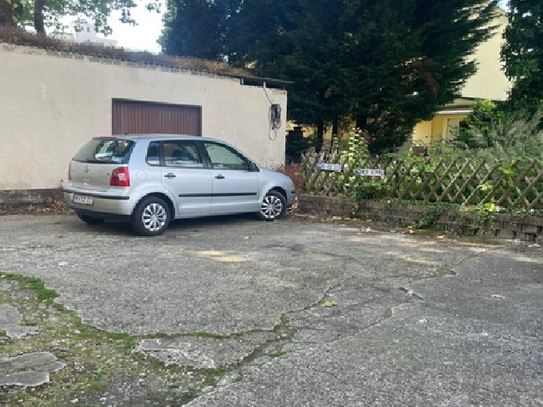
[502,0,543,113]
[455,99,506,149]
[351,0,498,152]
[160,0,222,59]
[0,0,158,37]
[162,0,498,153]
[226,0,362,150]
[0,0,23,27]
[160,0,243,60]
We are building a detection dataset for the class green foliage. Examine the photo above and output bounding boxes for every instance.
[447,106,543,161]
[382,200,509,236]
[0,0,23,26]
[411,203,458,230]
[160,0,231,59]
[22,315,39,326]
[502,0,543,115]
[162,0,498,153]
[1,272,59,303]
[0,0,158,36]
[460,202,501,235]
[343,129,384,201]
[268,351,287,358]
[322,300,338,307]
[455,100,506,149]
[286,135,313,164]
[352,180,389,202]
[345,130,369,158]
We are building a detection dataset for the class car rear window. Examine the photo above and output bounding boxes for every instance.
[73,138,134,164]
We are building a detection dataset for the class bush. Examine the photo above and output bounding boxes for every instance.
[455,100,506,149]
[448,104,543,162]
[286,134,313,164]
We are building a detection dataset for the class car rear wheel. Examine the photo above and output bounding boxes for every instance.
[258,190,287,221]
[76,212,104,225]
[131,196,170,236]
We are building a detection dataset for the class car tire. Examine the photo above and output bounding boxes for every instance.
[130,196,171,236]
[257,190,287,221]
[76,212,104,225]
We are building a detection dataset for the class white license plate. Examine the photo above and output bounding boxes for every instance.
[73,194,94,205]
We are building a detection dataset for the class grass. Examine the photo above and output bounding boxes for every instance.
[1,272,59,304]
[0,271,234,406]
[0,270,292,405]
[268,351,288,358]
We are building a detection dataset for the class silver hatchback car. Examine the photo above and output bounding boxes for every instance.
[64,135,296,236]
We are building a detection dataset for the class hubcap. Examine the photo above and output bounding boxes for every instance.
[260,195,283,219]
[142,203,167,232]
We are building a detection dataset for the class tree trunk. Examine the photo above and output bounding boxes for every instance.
[315,118,325,152]
[34,0,46,36]
[355,115,367,131]
[0,0,15,26]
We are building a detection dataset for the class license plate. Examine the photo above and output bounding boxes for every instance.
[73,194,94,205]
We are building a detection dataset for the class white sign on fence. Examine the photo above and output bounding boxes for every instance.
[355,169,385,177]
[317,163,343,172]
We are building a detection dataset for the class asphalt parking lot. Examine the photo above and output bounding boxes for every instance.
[1,213,543,406]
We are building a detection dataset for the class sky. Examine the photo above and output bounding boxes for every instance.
[105,0,511,54]
[107,4,164,53]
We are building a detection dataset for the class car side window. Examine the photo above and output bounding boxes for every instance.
[204,142,249,171]
[163,141,204,168]
[146,142,161,166]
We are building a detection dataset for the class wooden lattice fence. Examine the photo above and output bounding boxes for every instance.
[300,150,543,210]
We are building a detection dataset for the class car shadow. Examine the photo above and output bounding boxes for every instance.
[72,213,262,236]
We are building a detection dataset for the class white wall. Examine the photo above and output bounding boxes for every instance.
[0,43,287,190]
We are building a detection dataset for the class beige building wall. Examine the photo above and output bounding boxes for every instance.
[460,12,510,101]
[412,121,433,145]
[413,113,469,144]
[0,43,287,190]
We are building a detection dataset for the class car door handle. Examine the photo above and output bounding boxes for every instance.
[164,173,176,179]
[215,174,225,180]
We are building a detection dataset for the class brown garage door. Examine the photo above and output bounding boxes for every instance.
[112,99,202,136]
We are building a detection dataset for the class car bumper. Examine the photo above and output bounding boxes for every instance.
[64,189,134,216]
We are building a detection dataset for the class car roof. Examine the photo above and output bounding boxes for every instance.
[99,134,223,143]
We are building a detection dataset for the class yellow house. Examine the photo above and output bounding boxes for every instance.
[412,9,511,145]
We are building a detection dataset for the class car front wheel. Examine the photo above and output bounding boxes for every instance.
[258,190,287,221]
[131,196,171,236]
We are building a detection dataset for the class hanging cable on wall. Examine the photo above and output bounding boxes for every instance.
[270,104,282,130]
[263,85,282,141]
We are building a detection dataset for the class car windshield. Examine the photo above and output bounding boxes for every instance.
[73,138,134,164]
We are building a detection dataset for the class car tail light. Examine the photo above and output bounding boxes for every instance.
[110,167,130,187]
[68,162,72,181]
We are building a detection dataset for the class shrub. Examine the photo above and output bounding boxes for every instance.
[455,99,506,149]
[286,134,313,164]
[448,105,543,162]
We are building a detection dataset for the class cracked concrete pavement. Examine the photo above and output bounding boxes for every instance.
[1,213,542,405]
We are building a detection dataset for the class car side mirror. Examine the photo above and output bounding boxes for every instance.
[248,162,260,172]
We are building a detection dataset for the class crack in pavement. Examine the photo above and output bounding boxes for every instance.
[137,244,496,373]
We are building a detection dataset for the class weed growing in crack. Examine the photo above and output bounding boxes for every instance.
[0,271,233,406]
[268,351,288,358]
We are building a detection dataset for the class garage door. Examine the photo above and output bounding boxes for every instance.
[112,99,202,136]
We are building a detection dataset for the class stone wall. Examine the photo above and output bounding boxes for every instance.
[298,195,543,243]
[0,189,63,208]
[298,195,356,218]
